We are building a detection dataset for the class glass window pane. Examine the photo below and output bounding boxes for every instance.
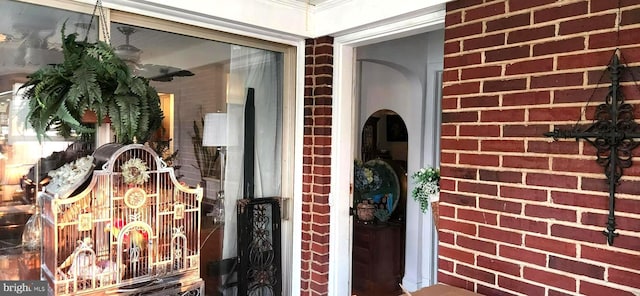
[0,4,286,293]
[110,22,284,294]
[0,0,97,280]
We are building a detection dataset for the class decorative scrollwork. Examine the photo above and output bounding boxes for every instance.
[129,212,141,222]
[180,287,202,296]
[172,226,184,237]
[247,204,277,295]
[124,187,147,209]
[238,198,282,296]
[544,53,640,245]
[129,245,140,263]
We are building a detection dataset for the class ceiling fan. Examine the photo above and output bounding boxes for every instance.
[0,23,63,67]
[113,26,194,82]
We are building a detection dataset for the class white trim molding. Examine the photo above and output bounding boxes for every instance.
[77,0,450,38]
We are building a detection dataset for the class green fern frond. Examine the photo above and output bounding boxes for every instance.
[53,122,73,139]
[72,65,101,106]
[56,102,81,127]
[115,96,141,143]
[136,97,151,142]
[129,77,147,97]
[107,101,122,141]
[94,105,109,125]
[65,84,82,106]
[146,87,163,130]
[23,29,163,143]
[114,81,129,95]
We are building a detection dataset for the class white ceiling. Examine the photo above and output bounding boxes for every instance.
[0,0,231,81]
[297,0,334,5]
[0,0,353,78]
[0,0,448,79]
[275,0,349,9]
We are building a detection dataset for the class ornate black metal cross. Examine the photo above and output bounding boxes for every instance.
[544,54,640,246]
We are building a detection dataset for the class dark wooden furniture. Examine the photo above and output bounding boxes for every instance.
[361,116,379,162]
[0,250,40,281]
[352,221,404,296]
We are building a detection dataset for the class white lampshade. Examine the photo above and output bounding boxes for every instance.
[202,113,228,147]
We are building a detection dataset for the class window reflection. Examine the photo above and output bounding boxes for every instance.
[0,0,97,73]
[0,3,285,294]
[112,23,284,295]
[0,0,97,279]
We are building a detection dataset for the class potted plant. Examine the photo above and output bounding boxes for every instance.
[412,166,440,229]
[20,24,162,144]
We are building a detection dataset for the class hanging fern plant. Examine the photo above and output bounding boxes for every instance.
[20,24,162,144]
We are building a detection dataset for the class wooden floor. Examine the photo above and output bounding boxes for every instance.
[200,215,225,295]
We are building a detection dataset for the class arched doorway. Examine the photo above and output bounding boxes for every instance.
[330,31,443,295]
[352,110,408,296]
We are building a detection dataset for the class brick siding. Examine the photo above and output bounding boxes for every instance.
[441,1,640,295]
[301,36,333,296]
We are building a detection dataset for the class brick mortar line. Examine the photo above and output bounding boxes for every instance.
[444,45,640,63]
[447,6,629,29]
[308,263,330,270]
[440,136,574,143]
[442,67,637,81]
[307,223,331,229]
[441,238,640,279]
[441,105,598,112]
[441,208,640,234]
[439,121,588,125]
[574,279,640,294]
[447,100,640,108]
[309,249,330,257]
[307,277,330,286]
[473,35,638,57]
[307,73,333,78]
[442,181,640,196]
[444,67,617,80]
[441,264,577,294]
[444,152,640,169]
[438,244,635,291]
[442,71,640,88]
[304,64,333,68]
[439,108,625,116]
[440,166,640,181]
[441,88,609,98]
[445,1,583,16]
[451,151,593,158]
[436,270,503,292]
[441,88,640,98]
[453,259,577,285]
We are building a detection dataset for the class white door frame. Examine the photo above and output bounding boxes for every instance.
[328,7,446,296]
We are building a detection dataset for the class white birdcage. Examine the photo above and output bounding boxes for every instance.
[40,144,204,295]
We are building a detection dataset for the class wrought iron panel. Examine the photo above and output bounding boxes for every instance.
[237,198,282,296]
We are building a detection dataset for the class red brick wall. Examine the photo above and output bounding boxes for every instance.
[301,36,333,296]
[441,1,640,295]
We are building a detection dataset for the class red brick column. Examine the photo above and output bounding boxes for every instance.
[301,36,333,296]
[441,1,640,295]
